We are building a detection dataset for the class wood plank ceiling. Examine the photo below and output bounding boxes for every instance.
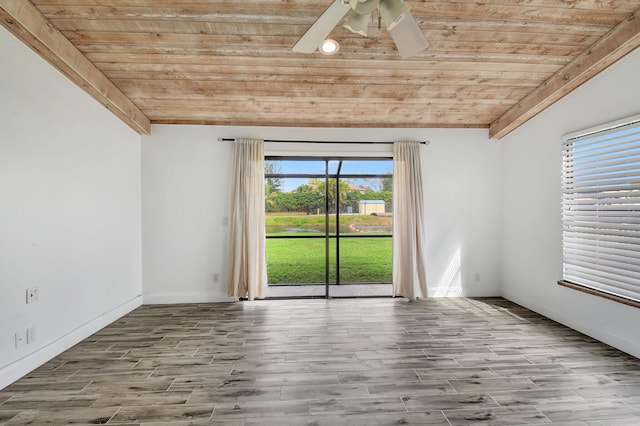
[2,0,640,138]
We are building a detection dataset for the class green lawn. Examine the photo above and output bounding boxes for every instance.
[266,237,392,284]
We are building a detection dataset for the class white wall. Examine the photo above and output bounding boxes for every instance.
[141,126,233,303]
[0,27,143,389]
[142,126,502,302]
[500,47,640,357]
[423,132,502,297]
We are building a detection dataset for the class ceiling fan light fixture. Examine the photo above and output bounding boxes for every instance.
[293,0,428,58]
[343,10,371,37]
[319,38,340,54]
[379,0,410,31]
[389,10,428,57]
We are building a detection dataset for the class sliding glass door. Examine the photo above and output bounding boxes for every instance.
[265,157,393,298]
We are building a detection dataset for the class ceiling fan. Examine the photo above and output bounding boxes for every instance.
[293,0,428,58]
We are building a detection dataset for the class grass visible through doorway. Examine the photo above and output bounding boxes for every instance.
[266,237,392,284]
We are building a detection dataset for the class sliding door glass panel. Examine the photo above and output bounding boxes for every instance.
[265,157,392,297]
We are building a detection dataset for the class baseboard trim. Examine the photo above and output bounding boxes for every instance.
[143,292,233,305]
[502,289,640,359]
[427,289,501,298]
[0,295,142,390]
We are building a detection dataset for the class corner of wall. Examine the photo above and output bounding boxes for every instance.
[0,296,142,390]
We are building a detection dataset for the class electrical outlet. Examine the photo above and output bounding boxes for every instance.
[474,273,481,282]
[14,331,26,348]
[222,216,229,226]
[213,273,220,283]
[26,287,39,304]
[27,327,36,344]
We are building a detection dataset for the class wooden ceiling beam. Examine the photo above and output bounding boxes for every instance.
[489,7,640,140]
[0,0,151,134]
[152,118,489,129]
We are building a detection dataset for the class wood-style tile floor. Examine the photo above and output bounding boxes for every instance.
[1,297,640,425]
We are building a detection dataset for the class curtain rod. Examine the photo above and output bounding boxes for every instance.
[217,138,429,145]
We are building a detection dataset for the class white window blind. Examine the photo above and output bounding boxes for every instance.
[562,116,640,304]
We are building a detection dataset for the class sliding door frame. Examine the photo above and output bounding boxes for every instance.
[265,156,393,298]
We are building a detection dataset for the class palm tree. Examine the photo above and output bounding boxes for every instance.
[316,178,350,211]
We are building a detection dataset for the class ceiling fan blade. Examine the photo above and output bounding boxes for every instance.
[389,10,428,58]
[293,0,350,53]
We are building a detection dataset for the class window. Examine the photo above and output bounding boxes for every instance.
[560,114,640,308]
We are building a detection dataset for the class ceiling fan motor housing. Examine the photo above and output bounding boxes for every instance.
[294,0,427,58]
[349,0,379,14]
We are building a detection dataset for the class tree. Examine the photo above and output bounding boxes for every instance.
[264,160,283,212]
[381,175,393,192]
[291,184,323,214]
[264,160,283,193]
[316,178,350,211]
[344,188,364,213]
[265,187,280,212]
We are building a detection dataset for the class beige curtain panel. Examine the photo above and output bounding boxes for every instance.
[393,140,428,300]
[227,139,267,300]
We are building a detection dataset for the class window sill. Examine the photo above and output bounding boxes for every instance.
[558,280,640,309]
